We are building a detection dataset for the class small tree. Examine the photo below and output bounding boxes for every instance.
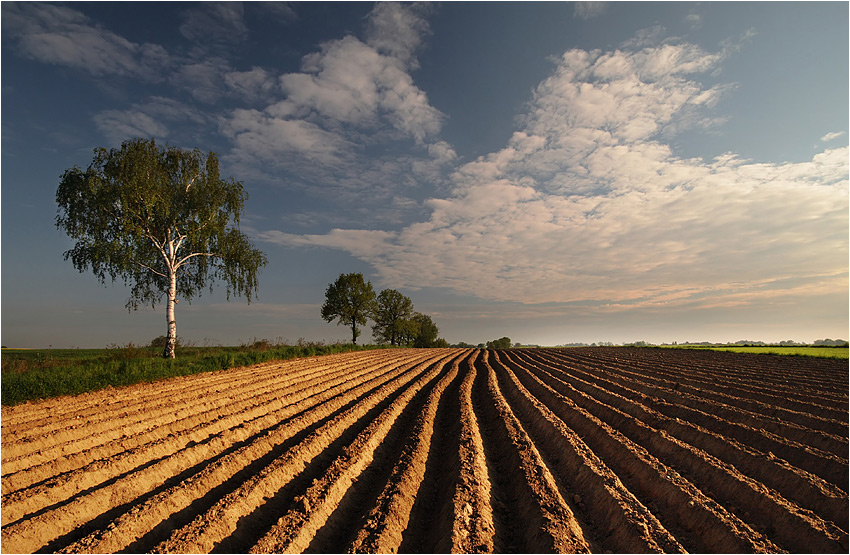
[321,273,377,344]
[372,289,414,346]
[56,138,267,358]
[412,313,439,347]
[394,312,440,347]
[486,337,512,349]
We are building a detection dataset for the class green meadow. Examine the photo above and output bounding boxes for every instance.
[662,345,849,359]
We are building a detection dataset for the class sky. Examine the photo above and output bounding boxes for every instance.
[1,1,848,348]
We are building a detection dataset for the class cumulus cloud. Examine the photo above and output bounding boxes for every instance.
[276,34,444,142]
[221,2,445,171]
[219,1,451,221]
[2,2,171,79]
[265,37,849,310]
[365,2,432,69]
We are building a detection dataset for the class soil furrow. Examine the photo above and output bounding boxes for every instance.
[547,348,848,405]
[396,353,468,554]
[472,351,592,554]
[151,351,451,554]
[494,350,770,554]
[3,347,846,554]
[0,352,422,527]
[538,350,849,486]
[447,350,496,554]
[504,351,847,553]
[2,352,401,493]
[246,351,462,553]
[535,349,849,425]
[3,350,404,496]
[50,352,435,555]
[518,349,849,528]
[1,351,401,466]
[341,351,470,554]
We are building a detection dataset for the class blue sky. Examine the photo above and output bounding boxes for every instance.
[2,1,847,348]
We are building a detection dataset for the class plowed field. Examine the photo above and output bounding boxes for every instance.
[2,347,847,553]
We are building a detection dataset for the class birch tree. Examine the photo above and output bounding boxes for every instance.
[56,138,267,358]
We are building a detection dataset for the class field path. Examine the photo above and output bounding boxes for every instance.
[2,347,847,553]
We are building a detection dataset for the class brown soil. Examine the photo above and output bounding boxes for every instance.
[2,347,847,553]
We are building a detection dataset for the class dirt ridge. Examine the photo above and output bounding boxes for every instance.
[2,347,846,554]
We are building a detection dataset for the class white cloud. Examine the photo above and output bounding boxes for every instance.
[365,2,432,69]
[278,34,444,142]
[225,67,277,103]
[94,110,169,144]
[218,2,451,222]
[252,2,297,23]
[222,108,353,167]
[2,2,171,79]
[266,38,849,311]
[821,131,846,142]
[685,13,702,29]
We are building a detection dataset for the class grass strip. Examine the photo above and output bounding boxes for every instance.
[658,345,849,360]
[1,344,389,406]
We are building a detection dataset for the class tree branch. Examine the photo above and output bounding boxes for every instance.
[134,260,168,279]
[176,251,219,268]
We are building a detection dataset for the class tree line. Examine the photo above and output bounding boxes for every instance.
[320,273,448,347]
[53,138,497,357]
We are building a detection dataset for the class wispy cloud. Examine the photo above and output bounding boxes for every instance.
[821,131,846,142]
[574,2,608,20]
[263,36,849,310]
[178,2,248,46]
[2,2,171,80]
[94,97,208,145]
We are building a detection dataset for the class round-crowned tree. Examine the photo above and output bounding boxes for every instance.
[56,138,267,358]
[320,273,377,344]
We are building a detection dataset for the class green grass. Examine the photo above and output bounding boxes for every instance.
[1,342,390,406]
[660,345,849,360]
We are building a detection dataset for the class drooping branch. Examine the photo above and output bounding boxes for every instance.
[133,260,168,279]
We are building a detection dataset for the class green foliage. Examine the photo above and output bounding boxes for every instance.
[486,337,512,349]
[320,273,377,344]
[663,345,849,359]
[372,289,414,346]
[1,342,385,406]
[55,138,267,358]
[409,312,440,347]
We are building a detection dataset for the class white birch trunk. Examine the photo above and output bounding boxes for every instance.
[164,266,177,359]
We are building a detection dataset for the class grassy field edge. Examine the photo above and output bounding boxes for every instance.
[655,344,849,359]
[1,343,392,407]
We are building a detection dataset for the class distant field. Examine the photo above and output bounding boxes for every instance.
[664,345,849,359]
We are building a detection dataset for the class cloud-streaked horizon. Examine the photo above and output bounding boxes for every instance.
[2,2,847,347]
[259,31,848,313]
